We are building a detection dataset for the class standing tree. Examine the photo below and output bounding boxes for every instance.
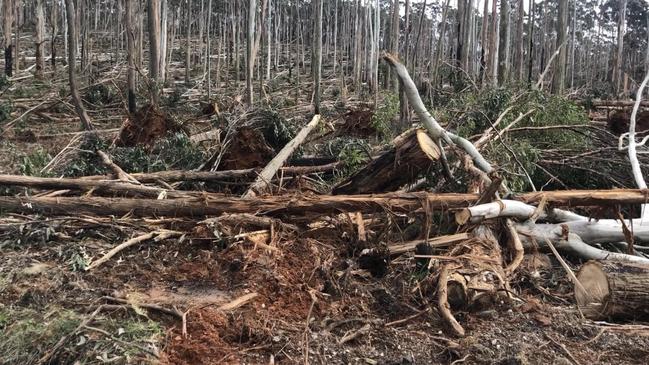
[513,0,525,82]
[246,0,256,105]
[50,0,58,70]
[498,0,511,85]
[185,0,192,84]
[3,0,13,77]
[615,0,628,94]
[147,0,161,105]
[64,0,93,131]
[125,0,137,113]
[313,0,323,113]
[35,0,45,79]
[552,0,569,94]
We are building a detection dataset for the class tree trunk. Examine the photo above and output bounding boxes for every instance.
[551,0,568,94]
[246,0,256,105]
[312,0,322,113]
[333,129,440,195]
[125,0,137,113]
[64,0,93,130]
[3,189,649,219]
[513,0,524,82]
[497,0,510,85]
[159,0,168,83]
[50,0,58,70]
[35,0,45,79]
[614,0,627,95]
[3,0,13,77]
[147,0,161,104]
[526,0,534,86]
[576,261,649,320]
[185,0,192,84]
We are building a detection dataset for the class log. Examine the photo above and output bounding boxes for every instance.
[388,233,471,255]
[2,189,649,218]
[576,260,649,320]
[0,174,169,198]
[591,100,649,108]
[80,163,341,183]
[333,129,440,194]
[244,114,321,197]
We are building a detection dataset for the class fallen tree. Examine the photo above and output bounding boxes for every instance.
[2,189,649,218]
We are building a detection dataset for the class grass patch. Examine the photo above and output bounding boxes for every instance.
[0,305,163,364]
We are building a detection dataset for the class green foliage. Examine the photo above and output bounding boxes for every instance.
[0,75,10,89]
[84,84,114,106]
[61,135,110,177]
[446,87,591,191]
[68,247,91,272]
[164,85,185,107]
[0,102,12,123]
[0,307,80,364]
[18,148,52,177]
[324,138,371,179]
[371,92,400,137]
[258,109,296,151]
[63,133,205,177]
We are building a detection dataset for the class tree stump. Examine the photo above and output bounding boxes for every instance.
[575,260,649,320]
[333,129,440,194]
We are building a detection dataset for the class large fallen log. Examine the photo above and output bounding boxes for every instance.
[1,189,648,218]
[333,129,440,194]
[576,260,649,320]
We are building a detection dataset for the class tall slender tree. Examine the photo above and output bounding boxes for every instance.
[125,0,137,113]
[35,0,45,79]
[147,0,161,104]
[3,0,13,77]
[246,0,256,105]
[552,0,568,94]
[313,0,323,113]
[64,0,93,130]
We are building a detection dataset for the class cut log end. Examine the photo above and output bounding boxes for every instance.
[455,209,472,225]
[576,260,649,320]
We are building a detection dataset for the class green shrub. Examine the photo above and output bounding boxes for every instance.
[18,148,52,176]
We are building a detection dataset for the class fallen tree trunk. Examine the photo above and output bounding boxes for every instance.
[244,114,321,197]
[2,190,649,218]
[80,163,341,183]
[333,129,440,194]
[576,260,649,320]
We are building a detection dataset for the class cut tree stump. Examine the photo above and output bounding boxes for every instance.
[576,260,649,320]
[333,129,440,194]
